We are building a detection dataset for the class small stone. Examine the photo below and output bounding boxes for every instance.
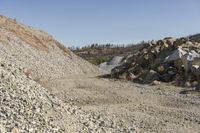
[11,127,19,133]
[157,66,165,73]
[185,82,191,87]
[29,128,34,132]
[152,80,161,85]
[0,124,6,133]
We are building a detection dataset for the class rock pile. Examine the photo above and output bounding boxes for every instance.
[111,35,200,89]
[0,15,101,81]
[0,59,67,132]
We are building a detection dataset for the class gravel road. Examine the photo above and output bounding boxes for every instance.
[43,74,200,133]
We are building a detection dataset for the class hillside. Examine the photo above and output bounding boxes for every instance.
[73,34,200,66]
[189,33,200,42]
[71,43,145,65]
[0,15,101,81]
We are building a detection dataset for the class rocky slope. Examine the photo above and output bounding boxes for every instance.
[0,15,101,81]
[0,59,67,132]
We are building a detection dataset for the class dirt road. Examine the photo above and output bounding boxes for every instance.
[43,74,200,133]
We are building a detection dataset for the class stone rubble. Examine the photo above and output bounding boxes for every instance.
[0,59,66,132]
[111,35,200,90]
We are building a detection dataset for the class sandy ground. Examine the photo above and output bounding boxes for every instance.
[42,74,200,133]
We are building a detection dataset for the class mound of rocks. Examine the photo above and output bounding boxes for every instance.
[0,59,67,132]
[111,35,200,89]
[0,15,101,81]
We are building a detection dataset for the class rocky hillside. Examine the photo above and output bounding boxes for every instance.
[111,35,200,89]
[0,15,101,81]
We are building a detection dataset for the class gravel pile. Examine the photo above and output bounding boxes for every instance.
[0,15,101,81]
[0,59,67,132]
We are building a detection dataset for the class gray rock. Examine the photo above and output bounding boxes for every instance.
[144,70,159,83]
[164,48,187,62]
[111,63,129,78]
[191,65,200,76]
[181,51,200,71]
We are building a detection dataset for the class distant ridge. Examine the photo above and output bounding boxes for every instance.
[189,33,200,42]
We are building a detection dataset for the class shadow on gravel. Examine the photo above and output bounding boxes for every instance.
[180,89,200,96]
[98,74,200,96]
[97,74,152,85]
[97,74,111,79]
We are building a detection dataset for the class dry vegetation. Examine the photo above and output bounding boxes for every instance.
[71,43,145,65]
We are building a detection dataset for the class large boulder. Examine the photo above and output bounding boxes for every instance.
[181,50,200,71]
[111,63,129,78]
[160,67,177,82]
[191,65,200,76]
[164,48,187,62]
[143,70,160,83]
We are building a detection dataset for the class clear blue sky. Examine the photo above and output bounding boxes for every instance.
[0,0,200,47]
